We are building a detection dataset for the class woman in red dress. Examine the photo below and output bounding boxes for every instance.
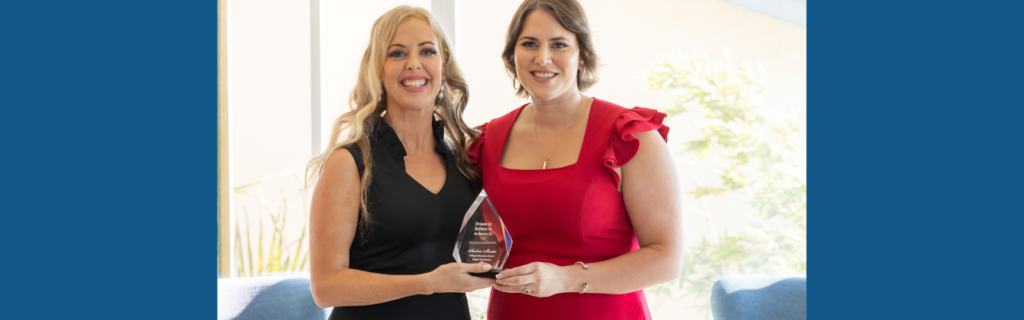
[468,0,684,319]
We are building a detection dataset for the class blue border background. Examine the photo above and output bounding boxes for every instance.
[811,1,1023,318]
[2,0,1022,318]
[3,1,214,317]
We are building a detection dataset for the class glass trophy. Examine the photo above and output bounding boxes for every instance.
[453,190,512,278]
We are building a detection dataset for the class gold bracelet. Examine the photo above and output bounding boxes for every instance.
[574,261,589,294]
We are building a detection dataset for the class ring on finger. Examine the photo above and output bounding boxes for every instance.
[523,286,532,295]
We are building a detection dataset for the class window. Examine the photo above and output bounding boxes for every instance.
[219,0,437,279]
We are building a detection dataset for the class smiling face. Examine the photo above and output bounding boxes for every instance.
[382,18,443,110]
[514,10,582,103]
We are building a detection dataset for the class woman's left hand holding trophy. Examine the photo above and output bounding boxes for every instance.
[493,262,583,297]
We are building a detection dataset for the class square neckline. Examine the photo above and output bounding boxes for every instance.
[497,97,597,172]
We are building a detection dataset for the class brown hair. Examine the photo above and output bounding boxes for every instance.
[502,0,600,98]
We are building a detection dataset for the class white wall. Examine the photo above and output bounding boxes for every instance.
[228,0,313,275]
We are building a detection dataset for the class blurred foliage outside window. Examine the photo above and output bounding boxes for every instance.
[232,171,311,277]
[643,52,807,318]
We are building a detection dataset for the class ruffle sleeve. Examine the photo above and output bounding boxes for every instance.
[467,122,489,165]
[603,107,670,186]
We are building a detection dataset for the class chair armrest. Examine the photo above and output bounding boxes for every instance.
[711,275,806,320]
[217,277,326,320]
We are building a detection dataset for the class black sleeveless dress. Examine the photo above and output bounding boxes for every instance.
[328,118,477,320]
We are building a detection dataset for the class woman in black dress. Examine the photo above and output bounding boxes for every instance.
[305,6,494,320]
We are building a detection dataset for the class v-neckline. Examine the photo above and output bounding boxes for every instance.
[403,153,449,195]
[375,117,450,195]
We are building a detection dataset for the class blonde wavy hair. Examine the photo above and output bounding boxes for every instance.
[305,6,478,238]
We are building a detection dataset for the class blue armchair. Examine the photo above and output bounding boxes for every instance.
[711,275,807,320]
[217,277,330,320]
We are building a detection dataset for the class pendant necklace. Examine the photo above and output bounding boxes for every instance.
[534,95,585,169]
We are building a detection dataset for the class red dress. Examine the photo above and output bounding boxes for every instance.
[468,98,669,320]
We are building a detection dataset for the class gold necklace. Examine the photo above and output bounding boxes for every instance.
[533,95,585,169]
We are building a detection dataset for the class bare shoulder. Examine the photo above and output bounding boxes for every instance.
[319,147,360,186]
[634,130,669,155]
[310,147,361,222]
[622,130,672,174]
[619,130,674,187]
[635,130,667,144]
[324,147,356,170]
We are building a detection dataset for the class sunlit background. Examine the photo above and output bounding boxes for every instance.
[220,0,805,318]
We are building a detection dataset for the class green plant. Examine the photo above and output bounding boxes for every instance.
[644,52,806,318]
[232,170,311,277]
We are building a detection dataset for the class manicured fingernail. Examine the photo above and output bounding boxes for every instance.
[495,274,504,279]
[495,279,502,284]
[483,264,492,271]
